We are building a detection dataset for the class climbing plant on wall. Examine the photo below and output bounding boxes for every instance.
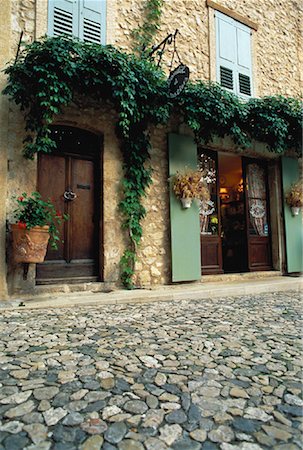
[131,0,164,57]
[3,36,170,288]
[3,36,302,288]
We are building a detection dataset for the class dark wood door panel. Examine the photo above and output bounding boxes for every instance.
[71,158,95,261]
[201,236,223,274]
[38,154,66,260]
[248,237,272,270]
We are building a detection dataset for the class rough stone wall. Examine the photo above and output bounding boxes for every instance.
[0,0,12,299]
[1,0,302,294]
[113,0,302,285]
[114,0,302,96]
[0,0,38,298]
[115,0,210,81]
[134,125,171,286]
[11,0,35,47]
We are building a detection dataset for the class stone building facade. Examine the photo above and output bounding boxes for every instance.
[0,0,302,299]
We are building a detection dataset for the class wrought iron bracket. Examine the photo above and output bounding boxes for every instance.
[148,29,178,64]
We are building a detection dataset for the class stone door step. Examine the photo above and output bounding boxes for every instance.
[2,274,302,310]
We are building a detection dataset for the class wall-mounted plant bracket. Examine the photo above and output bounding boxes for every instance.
[291,206,301,216]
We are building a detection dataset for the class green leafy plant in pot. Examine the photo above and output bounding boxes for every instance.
[11,192,68,263]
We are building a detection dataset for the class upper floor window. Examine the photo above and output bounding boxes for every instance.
[48,0,106,45]
[215,11,253,98]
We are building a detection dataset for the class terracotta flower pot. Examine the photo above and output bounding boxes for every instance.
[11,224,50,263]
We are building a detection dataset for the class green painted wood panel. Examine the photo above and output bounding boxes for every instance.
[281,157,303,273]
[168,133,201,282]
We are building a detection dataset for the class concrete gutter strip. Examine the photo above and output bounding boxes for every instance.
[0,276,301,310]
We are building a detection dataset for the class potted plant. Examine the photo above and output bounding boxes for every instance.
[11,192,68,263]
[285,181,303,216]
[171,168,210,208]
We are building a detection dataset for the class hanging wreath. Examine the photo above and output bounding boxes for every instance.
[250,201,266,219]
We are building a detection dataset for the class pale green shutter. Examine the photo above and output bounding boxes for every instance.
[216,11,252,97]
[236,23,252,96]
[169,133,201,282]
[216,12,237,93]
[80,0,106,44]
[281,157,303,273]
[48,0,78,38]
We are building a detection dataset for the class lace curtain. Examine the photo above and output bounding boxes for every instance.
[247,163,268,236]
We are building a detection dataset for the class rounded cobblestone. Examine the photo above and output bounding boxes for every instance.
[0,292,301,449]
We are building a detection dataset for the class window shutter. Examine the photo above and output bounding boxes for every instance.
[216,12,237,93]
[236,25,252,96]
[281,157,303,273]
[168,133,201,282]
[216,11,253,97]
[80,0,106,44]
[48,0,78,38]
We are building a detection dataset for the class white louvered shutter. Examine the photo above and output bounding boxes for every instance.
[236,24,252,97]
[216,12,236,93]
[216,11,253,97]
[80,0,106,44]
[48,0,78,38]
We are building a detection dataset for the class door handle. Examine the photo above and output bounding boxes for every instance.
[64,189,77,201]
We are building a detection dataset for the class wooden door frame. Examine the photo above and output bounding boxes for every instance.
[36,125,104,283]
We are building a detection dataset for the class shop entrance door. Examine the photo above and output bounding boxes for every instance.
[200,151,272,274]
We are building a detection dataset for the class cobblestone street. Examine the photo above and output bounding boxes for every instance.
[0,291,302,450]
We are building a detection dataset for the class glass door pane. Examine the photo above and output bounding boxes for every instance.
[243,158,272,271]
[199,150,218,235]
[246,162,269,236]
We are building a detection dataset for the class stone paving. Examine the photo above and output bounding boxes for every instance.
[0,291,302,450]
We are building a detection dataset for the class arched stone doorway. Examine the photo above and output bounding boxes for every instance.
[36,125,103,284]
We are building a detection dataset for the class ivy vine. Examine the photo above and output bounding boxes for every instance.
[132,0,164,57]
[178,81,302,154]
[3,36,302,288]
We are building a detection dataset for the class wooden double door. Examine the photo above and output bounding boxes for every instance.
[200,150,272,275]
[36,126,102,284]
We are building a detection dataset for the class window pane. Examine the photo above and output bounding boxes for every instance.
[199,151,218,235]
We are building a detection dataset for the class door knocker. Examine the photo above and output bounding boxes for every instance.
[64,189,77,201]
